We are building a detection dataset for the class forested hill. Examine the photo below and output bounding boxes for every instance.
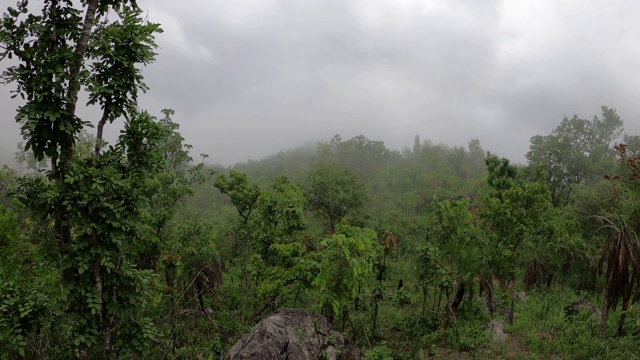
[182,106,640,358]
[3,98,640,358]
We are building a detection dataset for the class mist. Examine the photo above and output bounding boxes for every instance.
[2,0,639,166]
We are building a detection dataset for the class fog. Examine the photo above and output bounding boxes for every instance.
[2,0,639,166]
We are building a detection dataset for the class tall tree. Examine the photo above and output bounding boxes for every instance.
[480,155,552,324]
[413,135,421,158]
[247,176,315,319]
[526,106,623,204]
[1,1,164,356]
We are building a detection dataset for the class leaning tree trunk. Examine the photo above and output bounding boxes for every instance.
[616,294,631,337]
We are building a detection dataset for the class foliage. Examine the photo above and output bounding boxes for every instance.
[2,10,640,355]
[363,342,403,360]
[0,1,179,357]
[0,279,50,358]
[137,109,212,270]
[248,176,316,314]
[526,106,623,204]
[16,111,168,356]
[253,176,306,260]
[303,164,368,233]
[593,143,640,339]
[314,134,390,180]
[479,154,553,323]
[314,221,378,326]
[214,170,261,224]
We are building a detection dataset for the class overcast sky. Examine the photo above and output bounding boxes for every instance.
[2,0,640,166]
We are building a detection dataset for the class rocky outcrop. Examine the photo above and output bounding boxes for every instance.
[228,308,359,360]
[486,319,508,342]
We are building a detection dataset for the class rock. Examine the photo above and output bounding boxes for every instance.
[486,319,508,342]
[566,300,602,320]
[517,291,526,302]
[228,308,359,360]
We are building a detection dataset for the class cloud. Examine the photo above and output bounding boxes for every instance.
[151,12,214,62]
[1,0,639,165]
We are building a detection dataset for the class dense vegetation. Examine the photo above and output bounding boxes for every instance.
[2,2,640,359]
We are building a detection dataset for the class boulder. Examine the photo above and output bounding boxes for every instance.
[228,308,358,360]
[566,300,602,320]
[486,319,508,342]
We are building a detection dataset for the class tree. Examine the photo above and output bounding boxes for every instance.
[313,134,390,179]
[253,176,306,261]
[595,143,640,339]
[623,134,640,158]
[596,213,638,339]
[303,165,368,233]
[313,221,378,328]
[413,135,421,158]
[480,155,552,324]
[429,198,482,307]
[137,109,211,270]
[1,1,164,356]
[526,106,623,205]
[467,138,486,177]
[415,198,484,332]
[247,176,316,318]
[521,206,582,289]
[214,170,261,225]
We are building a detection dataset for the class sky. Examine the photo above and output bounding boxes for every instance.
[1,0,640,166]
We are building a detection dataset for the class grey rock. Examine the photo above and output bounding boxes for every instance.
[228,308,358,360]
[566,300,602,320]
[486,319,508,342]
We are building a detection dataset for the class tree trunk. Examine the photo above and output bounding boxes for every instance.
[422,286,428,315]
[435,289,443,314]
[372,299,379,335]
[616,296,630,337]
[561,256,570,290]
[601,282,613,339]
[451,283,465,312]
[509,275,516,325]
[481,279,495,316]
[92,252,109,352]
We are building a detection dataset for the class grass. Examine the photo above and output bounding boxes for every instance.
[348,283,640,360]
[190,255,640,360]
